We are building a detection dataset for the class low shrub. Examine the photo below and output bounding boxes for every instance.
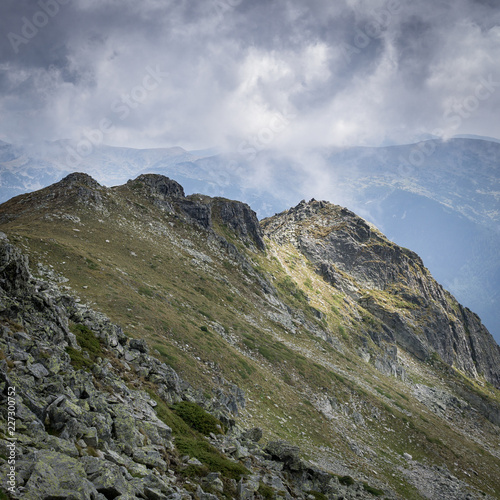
[172,401,222,436]
[339,475,355,486]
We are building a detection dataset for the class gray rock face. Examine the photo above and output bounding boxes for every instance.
[262,199,500,388]
[56,172,107,209]
[19,450,99,500]
[0,233,31,293]
[401,462,483,500]
[213,199,266,250]
[58,172,102,189]
[178,199,212,229]
[130,173,185,200]
[242,427,263,443]
[265,441,303,471]
[374,346,407,381]
[123,173,265,250]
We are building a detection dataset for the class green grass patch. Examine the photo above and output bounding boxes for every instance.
[425,435,444,446]
[153,344,179,367]
[138,286,154,297]
[146,390,194,437]
[258,483,276,500]
[375,387,392,399]
[276,276,308,305]
[338,325,348,340]
[237,358,255,378]
[146,390,248,480]
[85,258,99,270]
[66,323,103,371]
[309,491,328,500]
[176,437,248,480]
[363,483,384,496]
[172,401,223,436]
[382,403,394,414]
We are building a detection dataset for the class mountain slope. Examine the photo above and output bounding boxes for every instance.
[0,173,499,499]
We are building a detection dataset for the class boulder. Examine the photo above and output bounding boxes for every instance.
[132,446,168,472]
[242,427,263,443]
[81,455,133,498]
[20,450,98,500]
[265,440,304,471]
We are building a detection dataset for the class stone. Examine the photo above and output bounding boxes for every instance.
[27,362,49,379]
[130,338,149,353]
[132,446,168,471]
[237,475,260,500]
[21,450,98,500]
[104,449,150,477]
[129,174,185,200]
[144,486,171,500]
[242,427,263,443]
[84,411,114,444]
[43,354,66,374]
[206,472,224,493]
[133,473,174,496]
[81,456,132,497]
[44,435,80,457]
[195,484,219,500]
[125,350,140,362]
[139,420,173,446]
[262,473,285,492]
[112,405,141,453]
[82,426,99,447]
[265,441,304,471]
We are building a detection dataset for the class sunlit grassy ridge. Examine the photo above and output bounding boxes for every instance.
[1,176,499,499]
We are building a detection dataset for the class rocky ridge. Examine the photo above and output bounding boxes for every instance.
[261,199,500,389]
[126,174,265,250]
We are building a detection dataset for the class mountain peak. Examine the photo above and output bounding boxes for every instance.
[58,172,102,189]
[262,200,500,387]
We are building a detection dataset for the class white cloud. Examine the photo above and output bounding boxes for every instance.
[0,0,498,149]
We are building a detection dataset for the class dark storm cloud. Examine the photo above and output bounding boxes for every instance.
[0,0,498,148]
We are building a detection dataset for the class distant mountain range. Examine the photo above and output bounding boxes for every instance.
[0,137,499,341]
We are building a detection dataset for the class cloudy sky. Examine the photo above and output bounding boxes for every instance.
[1,0,499,151]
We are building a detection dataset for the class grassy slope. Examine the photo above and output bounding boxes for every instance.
[1,182,499,499]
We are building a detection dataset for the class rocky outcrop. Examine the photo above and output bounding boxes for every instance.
[0,172,266,254]
[0,234,182,499]
[124,173,265,249]
[130,173,186,200]
[262,199,500,388]
[213,199,266,250]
